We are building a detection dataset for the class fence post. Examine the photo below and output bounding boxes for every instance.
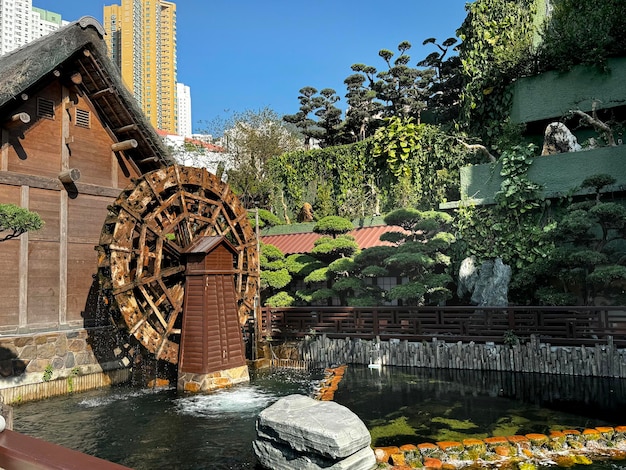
[373,309,378,336]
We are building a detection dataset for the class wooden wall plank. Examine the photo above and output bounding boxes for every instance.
[27,240,59,326]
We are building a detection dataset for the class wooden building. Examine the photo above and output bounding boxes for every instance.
[0,17,174,401]
[0,17,171,334]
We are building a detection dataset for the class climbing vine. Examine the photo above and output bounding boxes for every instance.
[457,0,536,149]
[454,144,554,282]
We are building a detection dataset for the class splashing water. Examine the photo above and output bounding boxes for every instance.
[174,386,277,417]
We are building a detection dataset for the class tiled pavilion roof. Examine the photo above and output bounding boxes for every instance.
[260,225,404,255]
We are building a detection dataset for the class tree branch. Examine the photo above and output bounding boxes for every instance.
[570,109,616,146]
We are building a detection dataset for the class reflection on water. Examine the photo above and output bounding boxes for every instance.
[334,366,626,449]
[12,366,626,469]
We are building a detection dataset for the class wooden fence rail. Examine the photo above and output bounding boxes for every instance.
[260,306,626,347]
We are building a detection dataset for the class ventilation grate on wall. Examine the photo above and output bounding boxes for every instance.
[75,108,91,128]
[37,97,55,119]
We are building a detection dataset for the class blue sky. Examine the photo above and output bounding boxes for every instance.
[33,1,472,134]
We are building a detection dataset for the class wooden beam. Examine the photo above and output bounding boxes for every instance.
[4,113,30,128]
[70,73,83,85]
[20,93,28,101]
[114,124,138,133]
[92,87,114,99]
[111,139,138,152]
[58,168,81,184]
[138,156,159,164]
[0,170,123,197]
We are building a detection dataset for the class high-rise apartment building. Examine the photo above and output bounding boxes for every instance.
[0,1,67,56]
[103,0,178,134]
[176,82,192,137]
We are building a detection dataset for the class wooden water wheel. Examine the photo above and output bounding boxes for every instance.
[97,165,259,364]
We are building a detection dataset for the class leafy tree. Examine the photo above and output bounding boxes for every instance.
[351,41,431,120]
[313,216,354,238]
[222,108,302,209]
[0,203,44,241]
[531,175,626,305]
[538,0,626,72]
[259,243,293,306]
[381,208,456,305]
[282,87,343,149]
[343,72,383,141]
[418,37,463,124]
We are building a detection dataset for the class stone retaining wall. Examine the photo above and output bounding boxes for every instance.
[0,326,132,404]
[298,335,626,377]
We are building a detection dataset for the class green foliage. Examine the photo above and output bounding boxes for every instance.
[378,208,455,305]
[304,267,329,284]
[538,0,626,72]
[0,203,44,242]
[313,216,354,236]
[311,235,359,261]
[269,140,376,221]
[67,367,80,393]
[42,364,53,382]
[250,209,283,229]
[454,144,554,292]
[260,243,284,262]
[327,257,356,275]
[260,268,291,289]
[373,116,422,178]
[265,291,295,307]
[284,254,324,276]
[457,0,536,148]
[516,174,626,305]
[494,144,543,214]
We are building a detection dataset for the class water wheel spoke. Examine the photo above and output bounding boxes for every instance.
[138,285,169,331]
[112,265,185,295]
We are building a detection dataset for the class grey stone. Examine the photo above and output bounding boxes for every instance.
[457,256,479,298]
[253,439,376,470]
[254,395,375,469]
[470,258,511,307]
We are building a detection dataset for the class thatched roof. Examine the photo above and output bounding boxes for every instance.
[0,16,173,172]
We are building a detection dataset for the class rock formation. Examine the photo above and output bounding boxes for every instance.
[253,394,376,470]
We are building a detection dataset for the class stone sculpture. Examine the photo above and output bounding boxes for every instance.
[541,122,582,155]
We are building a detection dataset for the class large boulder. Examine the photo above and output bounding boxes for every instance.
[253,394,376,470]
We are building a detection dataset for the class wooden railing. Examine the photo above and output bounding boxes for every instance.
[260,306,626,347]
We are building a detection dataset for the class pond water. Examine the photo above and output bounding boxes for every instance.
[12,366,626,470]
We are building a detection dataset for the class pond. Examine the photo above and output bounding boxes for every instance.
[12,365,626,469]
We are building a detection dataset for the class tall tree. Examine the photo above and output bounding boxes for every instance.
[282,86,325,149]
[223,108,302,209]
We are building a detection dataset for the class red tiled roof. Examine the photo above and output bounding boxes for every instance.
[261,225,405,255]
[184,137,225,152]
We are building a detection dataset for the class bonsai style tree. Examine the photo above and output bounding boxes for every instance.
[380,208,456,305]
[0,203,43,242]
[534,175,626,305]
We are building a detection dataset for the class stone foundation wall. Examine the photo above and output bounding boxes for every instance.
[177,365,250,393]
[0,326,132,404]
[298,335,626,378]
